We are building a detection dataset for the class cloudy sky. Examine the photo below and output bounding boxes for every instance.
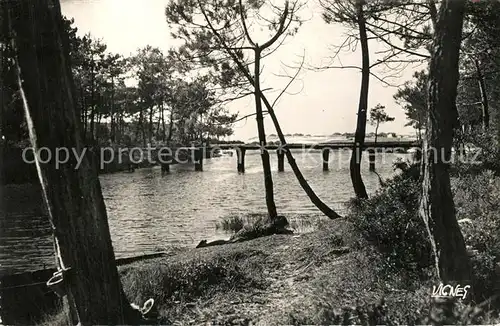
[60,0,423,141]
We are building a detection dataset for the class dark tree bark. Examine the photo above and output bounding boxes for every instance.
[6,1,140,323]
[156,103,163,141]
[89,58,95,141]
[419,0,471,283]
[167,109,174,144]
[110,76,115,142]
[96,95,103,143]
[148,105,154,145]
[428,0,438,30]
[474,59,489,132]
[254,47,278,219]
[161,106,167,141]
[350,0,369,199]
[80,84,87,136]
[135,104,146,147]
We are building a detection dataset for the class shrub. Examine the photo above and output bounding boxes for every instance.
[348,162,432,272]
[350,160,500,300]
[120,249,265,309]
[453,169,500,300]
[454,131,500,174]
[216,215,246,233]
[470,252,498,300]
[216,213,269,233]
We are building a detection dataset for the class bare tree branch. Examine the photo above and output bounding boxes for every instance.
[239,0,256,47]
[261,1,290,50]
[271,51,305,108]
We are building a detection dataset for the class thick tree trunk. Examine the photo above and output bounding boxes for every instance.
[474,59,489,132]
[7,1,139,323]
[419,0,471,283]
[350,0,369,199]
[254,47,278,219]
[428,0,438,31]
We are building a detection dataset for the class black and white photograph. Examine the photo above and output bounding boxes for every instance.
[1,0,500,324]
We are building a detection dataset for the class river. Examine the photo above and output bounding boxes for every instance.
[0,149,409,275]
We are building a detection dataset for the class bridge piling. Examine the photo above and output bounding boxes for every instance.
[322,148,330,171]
[161,163,170,174]
[159,151,171,175]
[194,148,203,171]
[277,149,285,172]
[237,147,246,173]
[368,149,376,172]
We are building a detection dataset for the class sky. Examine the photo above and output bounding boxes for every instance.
[60,0,422,141]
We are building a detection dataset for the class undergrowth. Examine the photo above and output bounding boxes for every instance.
[342,158,500,322]
[119,249,266,322]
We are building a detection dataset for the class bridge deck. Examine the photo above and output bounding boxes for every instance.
[121,140,420,173]
[141,140,420,152]
[206,140,420,150]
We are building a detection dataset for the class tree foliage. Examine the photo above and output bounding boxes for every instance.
[369,103,395,142]
[393,70,427,139]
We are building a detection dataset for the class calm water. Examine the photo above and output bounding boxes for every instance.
[0,150,409,275]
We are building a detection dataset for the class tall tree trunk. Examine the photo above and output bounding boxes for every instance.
[350,0,369,199]
[427,0,438,31]
[227,48,342,220]
[155,116,161,141]
[419,0,471,283]
[162,106,167,142]
[167,109,174,144]
[80,84,87,137]
[156,103,163,141]
[0,39,5,149]
[254,47,278,219]
[119,110,125,143]
[474,59,489,132]
[110,76,115,143]
[135,106,144,146]
[89,59,95,141]
[205,7,342,219]
[148,105,154,145]
[6,0,140,323]
[260,95,342,219]
[96,105,103,143]
[141,108,147,147]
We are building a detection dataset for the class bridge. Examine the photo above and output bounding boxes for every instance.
[135,140,421,174]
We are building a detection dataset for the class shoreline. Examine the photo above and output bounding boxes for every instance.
[0,250,185,325]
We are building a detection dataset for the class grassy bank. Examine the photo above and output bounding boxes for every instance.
[43,218,499,325]
[41,162,500,325]
[116,223,499,324]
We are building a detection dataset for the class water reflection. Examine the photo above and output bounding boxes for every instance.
[1,150,408,274]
